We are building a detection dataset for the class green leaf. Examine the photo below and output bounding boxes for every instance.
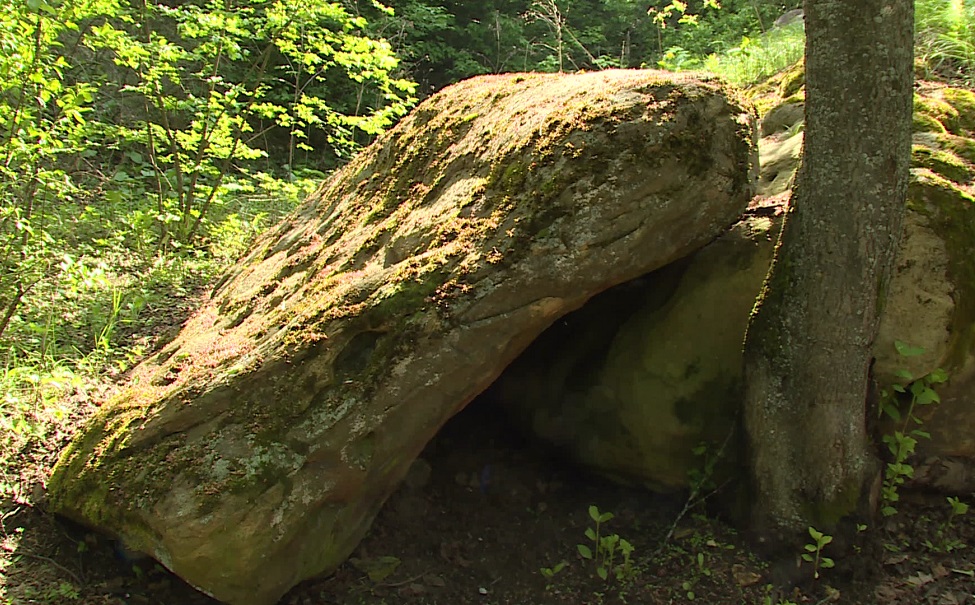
[597,566,608,580]
[913,386,940,405]
[927,368,949,384]
[577,544,592,559]
[588,505,600,521]
[895,340,925,357]
[821,558,835,568]
[881,402,902,422]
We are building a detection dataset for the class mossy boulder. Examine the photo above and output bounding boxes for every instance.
[46,70,756,605]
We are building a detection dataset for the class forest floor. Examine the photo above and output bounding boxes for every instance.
[2,374,975,605]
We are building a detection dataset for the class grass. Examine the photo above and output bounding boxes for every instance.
[917,0,975,82]
[0,173,317,505]
[703,23,805,87]
[662,1,975,87]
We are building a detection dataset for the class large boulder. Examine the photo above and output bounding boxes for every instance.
[496,82,975,491]
[46,70,756,605]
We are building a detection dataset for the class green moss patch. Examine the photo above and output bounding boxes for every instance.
[941,87,975,133]
[912,144,975,183]
[915,111,948,134]
[915,95,960,133]
[777,59,805,98]
[939,132,975,164]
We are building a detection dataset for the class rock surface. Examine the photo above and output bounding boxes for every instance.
[497,204,780,489]
[496,81,975,490]
[46,70,755,605]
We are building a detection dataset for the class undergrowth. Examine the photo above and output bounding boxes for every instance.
[662,0,975,86]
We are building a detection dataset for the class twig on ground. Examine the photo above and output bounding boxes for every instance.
[14,549,85,585]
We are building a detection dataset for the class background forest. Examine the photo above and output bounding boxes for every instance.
[1,0,974,500]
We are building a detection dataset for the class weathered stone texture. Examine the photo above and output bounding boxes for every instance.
[47,70,755,605]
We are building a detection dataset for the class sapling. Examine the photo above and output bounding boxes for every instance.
[577,505,635,582]
[801,526,834,580]
[879,341,948,517]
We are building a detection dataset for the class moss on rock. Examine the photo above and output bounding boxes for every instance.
[915,111,948,134]
[940,87,975,133]
[916,95,960,133]
[912,144,974,183]
[47,70,757,605]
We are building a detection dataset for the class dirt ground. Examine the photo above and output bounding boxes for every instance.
[2,386,975,605]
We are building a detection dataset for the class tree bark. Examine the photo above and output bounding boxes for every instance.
[742,0,914,542]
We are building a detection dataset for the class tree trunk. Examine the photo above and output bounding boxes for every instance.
[742,0,914,543]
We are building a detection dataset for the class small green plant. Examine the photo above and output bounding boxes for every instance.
[577,505,635,582]
[879,341,948,517]
[539,560,568,590]
[801,526,834,580]
[657,45,702,71]
[925,496,970,552]
[761,584,799,605]
[660,434,734,548]
[679,551,713,600]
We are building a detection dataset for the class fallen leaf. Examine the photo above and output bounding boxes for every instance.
[883,552,910,566]
[731,564,762,587]
[875,583,903,600]
[424,574,446,587]
[349,555,401,583]
[905,571,934,588]
[937,592,960,605]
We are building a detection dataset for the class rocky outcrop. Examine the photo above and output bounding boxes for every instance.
[496,81,975,491]
[46,70,755,605]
